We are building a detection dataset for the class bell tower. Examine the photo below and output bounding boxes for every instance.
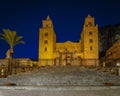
[81,14,99,65]
[38,16,56,66]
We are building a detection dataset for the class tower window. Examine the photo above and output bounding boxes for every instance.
[90,46,93,51]
[89,39,93,43]
[89,32,93,35]
[46,24,48,27]
[88,22,92,27]
[44,40,48,44]
[45,47,47,51]
[45,33,48,36]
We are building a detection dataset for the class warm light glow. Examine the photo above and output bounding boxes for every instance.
[38,15,99,66]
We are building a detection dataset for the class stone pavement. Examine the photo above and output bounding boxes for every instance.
[0,86,120,96]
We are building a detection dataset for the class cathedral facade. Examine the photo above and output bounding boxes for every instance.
[38,15,99,66]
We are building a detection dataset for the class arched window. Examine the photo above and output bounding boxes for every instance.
[45,47,47,52]
[90,46,93,51]
[88,22,92,27]
[89,39,93,43]
[44,40,48,44]
[45,33,48,36]
[89,32,93,35]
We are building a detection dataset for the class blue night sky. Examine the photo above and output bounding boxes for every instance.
[0,0,120,59]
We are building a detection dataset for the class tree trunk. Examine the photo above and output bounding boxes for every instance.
[9,56,13,75]
[8,48,14,75]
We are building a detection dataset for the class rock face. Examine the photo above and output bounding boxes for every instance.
[0,66,120,86]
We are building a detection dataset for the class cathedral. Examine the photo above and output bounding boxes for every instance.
[38,15,99,66]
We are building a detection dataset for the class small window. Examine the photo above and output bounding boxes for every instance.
[89,32,93,35]
[46,24,48,27]
[88,22,92,27]
[90,46,92,51]
[45,33,48,36]
[89,39,93,43]
[45,47,47,51]
[44,40,48,44]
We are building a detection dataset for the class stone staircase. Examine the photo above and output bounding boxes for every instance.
[0,66,120,86]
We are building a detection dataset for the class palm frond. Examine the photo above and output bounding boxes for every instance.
[15,41,25,45]
[0,29,25,48]
[2,29,13,45]
[11,31,17,47]
[15,36,23,42]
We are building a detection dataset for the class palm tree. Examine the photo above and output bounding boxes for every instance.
[0,29,25,75]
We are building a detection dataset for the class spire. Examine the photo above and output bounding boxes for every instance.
[87,14,92,18]
[46,15,51,20]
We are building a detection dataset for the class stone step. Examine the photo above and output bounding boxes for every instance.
[0,86,120,96]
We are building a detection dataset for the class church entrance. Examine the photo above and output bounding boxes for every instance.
[59,49,73,66]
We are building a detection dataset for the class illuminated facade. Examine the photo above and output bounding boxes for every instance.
[105,40,120,66]
[106,40,120,59]
[38,15,99,66]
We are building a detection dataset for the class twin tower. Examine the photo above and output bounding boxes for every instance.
[38,15,99,66]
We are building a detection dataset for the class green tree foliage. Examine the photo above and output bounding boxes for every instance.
[0,29,24,51]
[0,29,25,75]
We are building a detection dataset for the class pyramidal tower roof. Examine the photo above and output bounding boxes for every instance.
[46,15,51,20]
[87,14,92,18]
